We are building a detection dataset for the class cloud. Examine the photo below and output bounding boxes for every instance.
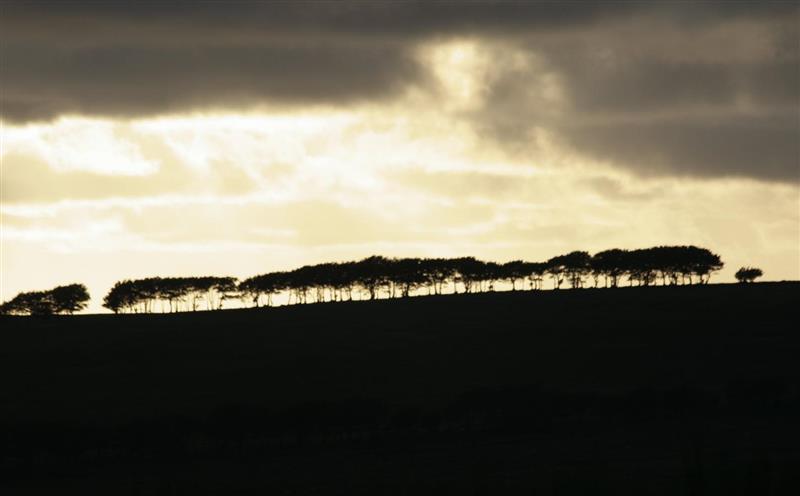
[0,41,423,122]
[468,16,799,182]
[561,112,799,182]
[2,1,794,121]
[2,2,796,183]
[2,119,159,175]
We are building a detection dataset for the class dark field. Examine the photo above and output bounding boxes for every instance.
[1,282,798,494]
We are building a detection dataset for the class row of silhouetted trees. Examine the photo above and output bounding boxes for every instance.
[101,277,237,314]
[95,245,725,314]
[1,246,740,315]
[0,284,90,316]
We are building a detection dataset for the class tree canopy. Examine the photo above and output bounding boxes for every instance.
[0,283,90,316]
[735,267,763,283]
[101,276,237,314]
[234,245,725,309]
[2,245,729,316]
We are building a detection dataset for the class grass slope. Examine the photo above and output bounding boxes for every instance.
[2,282,797,423]
[1,282,798,494]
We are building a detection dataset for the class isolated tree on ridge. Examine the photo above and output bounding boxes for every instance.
[735,267,763,283]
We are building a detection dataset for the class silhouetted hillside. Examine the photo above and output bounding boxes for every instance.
[1,282,798,495]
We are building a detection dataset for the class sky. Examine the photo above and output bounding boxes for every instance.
[1,1,798,313]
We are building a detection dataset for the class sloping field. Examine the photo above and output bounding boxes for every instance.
[1,282,798,494]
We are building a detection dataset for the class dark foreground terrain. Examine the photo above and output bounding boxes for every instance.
[1,282,798,494]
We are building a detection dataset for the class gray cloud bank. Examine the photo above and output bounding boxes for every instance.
[1,1,798,182]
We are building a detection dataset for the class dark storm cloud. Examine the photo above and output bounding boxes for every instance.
[2,1,791,36]
[0,1,647,41]
[542,40,800,113]
[2,1,793,121]
[1,1,797,182]
[472,10,799,182]
[1,41,420,121]
[547,41,797,182]
[563,113,800,182]
[0,1,639,123]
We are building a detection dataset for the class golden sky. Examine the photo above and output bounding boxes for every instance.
[1,3,798,312]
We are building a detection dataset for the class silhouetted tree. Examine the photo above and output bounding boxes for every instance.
[501,261,527,291]
[50,284,90,314]
[735,267,763,283]
[102,280,132,314]
[453,257,485,293]
[330,262,356,301]
[1,284,89,316]
[392,258,427,297]
[591,249,629,288]
[560,251,592,288]
[687,246,724,284]
[356,256,389,300]
[0,291,52,315]
[626,248,657,286]
[547,251,591,289]
[422,258,455,295]
[545,255,568,289]
[524,262,547,290]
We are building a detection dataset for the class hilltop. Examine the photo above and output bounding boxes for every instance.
[1,282,798,494]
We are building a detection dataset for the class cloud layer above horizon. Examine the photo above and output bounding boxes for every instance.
[1,1,798,311]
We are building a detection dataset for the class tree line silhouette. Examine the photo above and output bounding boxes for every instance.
[101,277,237,314]
[95,245,724,314]
[0,284,90,316]
[0,245,729,315]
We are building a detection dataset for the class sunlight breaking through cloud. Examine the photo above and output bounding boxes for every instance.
[1,26,798,312]
[3,118,159,176]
